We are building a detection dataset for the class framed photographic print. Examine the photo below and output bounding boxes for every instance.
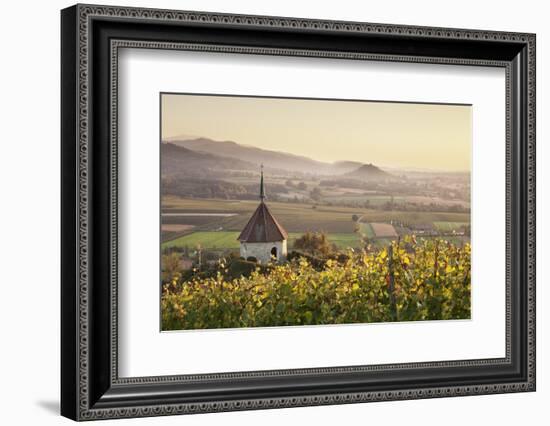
[61,4,536,421]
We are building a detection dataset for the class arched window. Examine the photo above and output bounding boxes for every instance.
[270,246,277,260]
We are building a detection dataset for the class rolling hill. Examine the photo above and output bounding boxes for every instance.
[166,137,328,174]
[344,163,393,181]
[161,142,256,175]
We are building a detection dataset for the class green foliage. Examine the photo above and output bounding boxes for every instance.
[161,237,470,330]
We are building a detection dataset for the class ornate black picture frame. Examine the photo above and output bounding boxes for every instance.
[61,4,536,421]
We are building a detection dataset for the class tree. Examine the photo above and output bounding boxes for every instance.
[162,252,182,282]
[310,187,322,202]
[294,231,334,257]
[297,181,307,191]
[352,214,359,222]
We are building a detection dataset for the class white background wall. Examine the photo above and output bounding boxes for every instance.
[0,0,547,424]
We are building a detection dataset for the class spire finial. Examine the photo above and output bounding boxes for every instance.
[259,164,266,201]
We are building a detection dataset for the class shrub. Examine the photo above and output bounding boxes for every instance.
[226,258,257,280]
[293,231,335,257]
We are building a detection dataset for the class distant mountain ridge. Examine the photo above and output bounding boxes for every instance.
[161,142,257,175]
[162,137,393,179]
[167,137,331,174]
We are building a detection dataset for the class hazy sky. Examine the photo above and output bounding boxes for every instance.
[161,93,471,171]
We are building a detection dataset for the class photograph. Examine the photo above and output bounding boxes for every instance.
[160,93,472,331]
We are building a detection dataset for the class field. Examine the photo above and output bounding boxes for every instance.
[160,196,471,258]
[162,231,364,250]
[162,196,470,235]
[370,222,398,238]
[225,175,470,210]
[161,196,471,255]
[323,194,468,209]
[163,231,241,250]
[161,224,195,232]
[323,194,406,206]
[358,222,375,238]
[433,221,469,232]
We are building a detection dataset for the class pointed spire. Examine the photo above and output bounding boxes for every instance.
[259,164,266,201]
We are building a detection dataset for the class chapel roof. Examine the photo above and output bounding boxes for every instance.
[237,201,288,243]
[237,167,288,243]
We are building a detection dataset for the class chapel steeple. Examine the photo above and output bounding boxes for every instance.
[259,164,266,201]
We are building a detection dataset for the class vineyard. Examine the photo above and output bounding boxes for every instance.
[161,237,470,330]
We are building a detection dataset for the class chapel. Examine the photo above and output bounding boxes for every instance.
[237,167,288,263]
